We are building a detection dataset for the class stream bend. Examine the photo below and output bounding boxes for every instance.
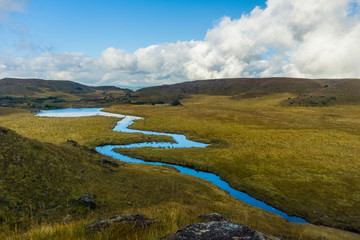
[37,108,306,223]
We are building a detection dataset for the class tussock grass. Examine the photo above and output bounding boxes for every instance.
[1,97,360,239]
[105,94,360,232]
[2,205,360,240]
[0,110,172,148]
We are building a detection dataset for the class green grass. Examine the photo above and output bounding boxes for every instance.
[103,94,360,232]
[0,109,172,148]
[1,99,360,239]
[0,78,131,109]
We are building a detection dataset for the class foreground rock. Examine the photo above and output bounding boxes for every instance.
[77,193,97,209]
[85,214,155,232]
[160,221,281,240]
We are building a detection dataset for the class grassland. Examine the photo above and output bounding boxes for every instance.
[0,78,131,109]
[0,94,360,239]
[0,107,172,148]
[102,94,360,232]
[2,124,295,239]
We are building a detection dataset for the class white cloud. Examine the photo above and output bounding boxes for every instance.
[1,0,360,87]
[0,0,28,12]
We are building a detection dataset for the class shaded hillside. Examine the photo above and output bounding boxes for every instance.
[0,126,175,230]
[0,125,114,229]
[1,124,271,235]
[129,77,328,103]
[0,78,132,109]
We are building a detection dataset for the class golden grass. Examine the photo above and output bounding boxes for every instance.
[1,95,360,239]
[0,110,172,148]
[104,94,360,231]
[2,204,360,240]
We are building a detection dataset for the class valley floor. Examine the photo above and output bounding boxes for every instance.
[0,93,359,239]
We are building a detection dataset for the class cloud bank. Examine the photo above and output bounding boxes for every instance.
[1,0,360,87]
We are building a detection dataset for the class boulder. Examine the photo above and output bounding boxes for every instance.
[0,126,9,134]
[85,213,155,232]
[98,158,120,167]
[160,221,281,240]
[66,139,79,146]
[78,193,97,209]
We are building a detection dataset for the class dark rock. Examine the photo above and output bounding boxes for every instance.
[85,213,155,232]
[198,213,228,221]
[160,221,281,240]
[78,193,97,209]
[0,126,9,134]
[98,159,119,167]
[89,148,98,154]
[66,139,79,146]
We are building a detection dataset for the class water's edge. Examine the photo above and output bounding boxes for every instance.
[37,108,306,223]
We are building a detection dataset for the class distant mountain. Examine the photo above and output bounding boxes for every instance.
[0,78,132,109]
[130,77,360,106]
[2,77,360,108]
[130,77,324,102]
[0,78,130,96]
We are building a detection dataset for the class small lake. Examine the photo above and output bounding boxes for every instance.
[37,108,306,223]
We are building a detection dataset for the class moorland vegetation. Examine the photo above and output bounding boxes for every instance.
[0,77,359,239]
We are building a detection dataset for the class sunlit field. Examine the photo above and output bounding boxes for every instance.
[1,93,359,239]
[105,94,360,232]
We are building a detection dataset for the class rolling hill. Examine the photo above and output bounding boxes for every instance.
[1,79,360,239]
[2,77,360,108]
[129,77,326,103]
[0,78,131,109]
[130,77,360,106]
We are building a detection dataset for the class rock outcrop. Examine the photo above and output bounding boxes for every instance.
[85,214,155,232]
[98,158,120,167]
[77,193,97,209]
[160,220,281,240]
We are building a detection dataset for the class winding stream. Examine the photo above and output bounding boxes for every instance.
[37,108,306,223]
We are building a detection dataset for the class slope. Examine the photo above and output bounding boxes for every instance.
[129,77,328,103]
[0,78,131,109]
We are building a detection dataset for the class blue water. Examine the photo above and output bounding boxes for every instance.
[37,108,306,223]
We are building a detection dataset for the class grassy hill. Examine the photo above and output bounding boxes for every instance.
[129,77,325,103]
[0,78,131,109]
[0,108,359,239]
[0,124,274,237]
[130,77,360,106]
[1,77,360,239]
[2,77,360,108]
[286,79,360,106]
[106,94,360,233]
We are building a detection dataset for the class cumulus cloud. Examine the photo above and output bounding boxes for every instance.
[1,0,360,87]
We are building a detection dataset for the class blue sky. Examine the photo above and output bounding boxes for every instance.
[4,0,266,56]
[1,0,360,87]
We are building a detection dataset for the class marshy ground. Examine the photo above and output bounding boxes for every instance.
[0,93,359,239]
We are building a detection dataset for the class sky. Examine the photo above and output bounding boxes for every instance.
[0,0,360,88]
